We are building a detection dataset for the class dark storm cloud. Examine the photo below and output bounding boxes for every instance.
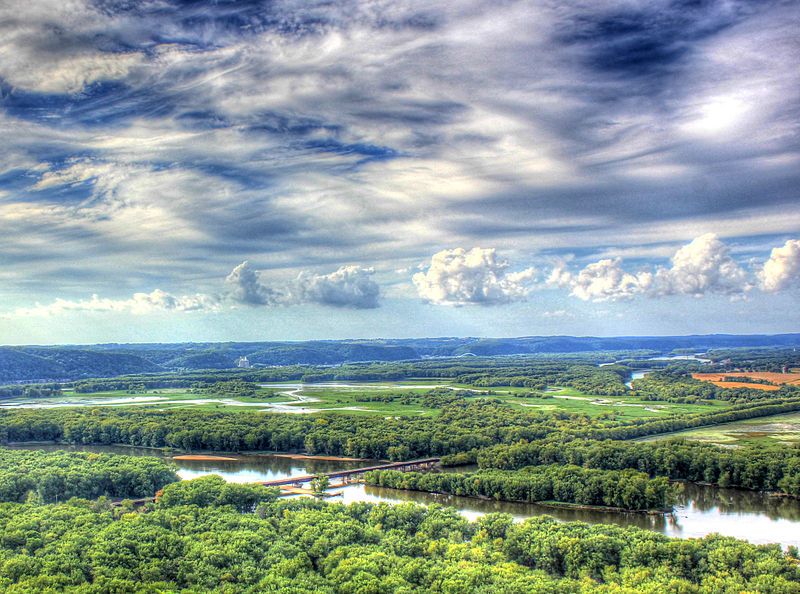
[557,0,755,77]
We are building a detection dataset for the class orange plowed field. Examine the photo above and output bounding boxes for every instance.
[693,372,800,391]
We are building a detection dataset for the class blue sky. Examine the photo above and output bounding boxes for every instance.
[0,0,798,344]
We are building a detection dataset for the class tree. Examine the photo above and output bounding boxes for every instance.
[310,475,330,497]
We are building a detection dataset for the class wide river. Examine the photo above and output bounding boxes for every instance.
[9,443,800,549]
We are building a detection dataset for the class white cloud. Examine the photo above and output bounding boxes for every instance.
[563,234,752,301]
[7,261,382,318]
[0,1,143,94]
[654,233,751,297]
[413,247,535,305]
[545,261,573,289]
[293,266,381,309]
[12,290,220,317]
[760,239,800,292]
[569,258,653,302]
[226,262,381,309]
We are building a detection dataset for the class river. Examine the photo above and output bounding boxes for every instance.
[9,443,800,549]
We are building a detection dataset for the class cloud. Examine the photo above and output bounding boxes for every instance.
[225,261,281,306]
[564,234,751,301]
[569,258,653,302]
[9,262,383,318]
[413,248,535,306]
[653,233,750,297]
[0,0,798,335]
[12,290,220,317]
[293,265,381,309]
[226,262,381,309]
[760,239,800,292]
[0,1,144,94]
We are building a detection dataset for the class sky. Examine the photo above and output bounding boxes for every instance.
[0,0,799,344]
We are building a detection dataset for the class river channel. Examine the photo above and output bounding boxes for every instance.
[8,443,800,549]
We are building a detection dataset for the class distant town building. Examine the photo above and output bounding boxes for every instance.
[236,356,251,368]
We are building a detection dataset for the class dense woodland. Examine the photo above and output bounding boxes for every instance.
[0,449,178,503]
[364,465,676,511]
[632,369,798,403]
[470,439,800,496]
[4,396,800,460]
[0,402,581,459]
[0,384,62,400]
[0,477,797,593]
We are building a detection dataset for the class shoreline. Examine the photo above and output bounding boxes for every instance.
[269,453,372,462]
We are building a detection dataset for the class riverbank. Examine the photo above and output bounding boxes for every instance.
[270,453,372,462]
[173,454,239,461]
[536,500,672,515]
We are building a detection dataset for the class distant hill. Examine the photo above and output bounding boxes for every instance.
[0,334,798,382]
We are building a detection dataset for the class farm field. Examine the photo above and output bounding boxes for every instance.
[638,411,800,447]
[692,371,800,391]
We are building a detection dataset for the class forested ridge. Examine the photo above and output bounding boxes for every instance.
[3,335,798,382]
[364,465,676,510]
[0,477,797,593]
[67,358,632,395]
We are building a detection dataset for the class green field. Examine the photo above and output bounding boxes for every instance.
[638,411,800,446]
[3,381,733,420]
[500,386,731,419]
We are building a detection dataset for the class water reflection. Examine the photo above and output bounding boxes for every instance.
[7,443,800,548]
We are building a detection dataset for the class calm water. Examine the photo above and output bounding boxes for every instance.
[10,444,800,548]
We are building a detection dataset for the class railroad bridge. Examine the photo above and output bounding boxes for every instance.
[258,457,440,488]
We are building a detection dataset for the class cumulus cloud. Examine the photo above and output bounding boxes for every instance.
[225,261,281,306]
[569,259,653,302]
[564,234,752,301]
[226,262,381,309]
[293,266,380,309]
[653,233,751,297]
[413,248,536,306]
[760,239,800,292]
[12,290,220,317]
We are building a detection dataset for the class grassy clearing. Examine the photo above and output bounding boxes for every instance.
[6,381,735,420]
[637,411,800,446]
[498,387,731,420]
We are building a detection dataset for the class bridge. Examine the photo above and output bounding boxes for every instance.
[257,457,440,488]
[111,457,440,506]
